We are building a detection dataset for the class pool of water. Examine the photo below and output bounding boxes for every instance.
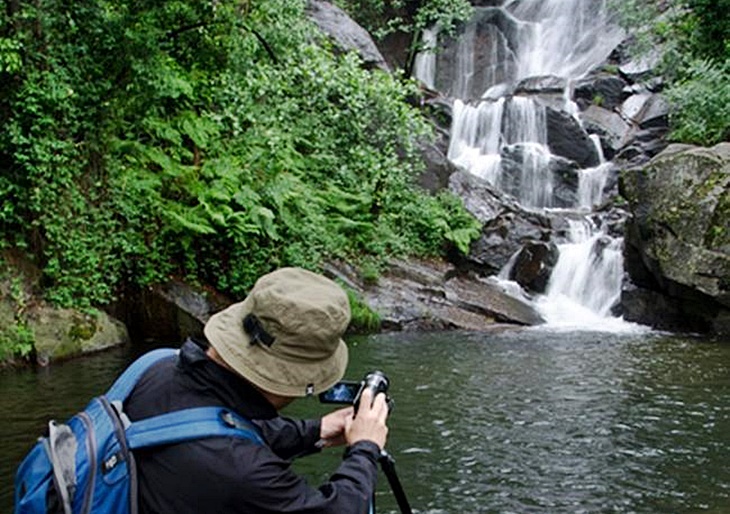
[2,329,729,513]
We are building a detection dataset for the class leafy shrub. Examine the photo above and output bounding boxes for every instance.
[664,58,730,145]
[0,323,35,361]
[0,0,481,307]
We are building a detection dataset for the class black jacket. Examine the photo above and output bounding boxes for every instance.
[124,339,379,513]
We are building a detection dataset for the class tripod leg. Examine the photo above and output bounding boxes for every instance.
[378,450,413,514]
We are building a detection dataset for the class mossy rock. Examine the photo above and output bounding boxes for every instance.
[30,308,129,363]
[620,143,730,332]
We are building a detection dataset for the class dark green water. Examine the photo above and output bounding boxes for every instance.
[2,330,729,513]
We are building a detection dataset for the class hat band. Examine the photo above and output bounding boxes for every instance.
[243,313,275,347]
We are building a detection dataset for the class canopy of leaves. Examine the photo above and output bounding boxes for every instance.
[0,0,480,307]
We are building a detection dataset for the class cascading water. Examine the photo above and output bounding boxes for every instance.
[414,0,638,329]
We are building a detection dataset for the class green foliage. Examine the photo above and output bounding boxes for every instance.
[610,0,729,146]
[0,323,35,360]
[680,0,730,61]
[345,287,382,333]
[0,275,35,360]
[0,37,22,73]
[333,0,473,40]
[0,0,480,308]
[664,59,730,145]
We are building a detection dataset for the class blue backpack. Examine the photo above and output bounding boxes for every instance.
[14,348,264,514]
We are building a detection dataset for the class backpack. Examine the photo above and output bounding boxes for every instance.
[14,348,264,514]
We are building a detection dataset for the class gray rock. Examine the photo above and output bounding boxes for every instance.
[449,171,554,274]
[433,7,520,99]
[620,93,653,123]
[544,105,601,168]
[581,104,632,158]
[417,138,459,193]
[306,0,389,71]
[128,280,233,343]
[619,48,661,82]
[30,309,129,365]
[574,73,628,111]
[639,94,670,129]
[0,256,128,365]
[515,75,568,95]
[499,145,581,208]
[508,241,560,293]
[620,143,730,334]
[325,258,545,330]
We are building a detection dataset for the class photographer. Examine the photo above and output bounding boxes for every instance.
[124,267,389,513]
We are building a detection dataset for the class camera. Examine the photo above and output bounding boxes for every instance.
[319,370,392,414]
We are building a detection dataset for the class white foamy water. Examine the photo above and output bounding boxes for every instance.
[537,220,624,324]
[506,0,625,81]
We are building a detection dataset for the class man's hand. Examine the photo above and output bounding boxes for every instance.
[345,388,389,450]
[319,406,354,448]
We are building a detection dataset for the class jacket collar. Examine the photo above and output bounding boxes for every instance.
[179,338,278,420]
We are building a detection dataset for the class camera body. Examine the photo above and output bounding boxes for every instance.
[319,370,392,414]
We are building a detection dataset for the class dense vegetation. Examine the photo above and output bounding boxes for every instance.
[618,0,729,145]
[0,0,480,337]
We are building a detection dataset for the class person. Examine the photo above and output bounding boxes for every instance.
[124,267,390,513]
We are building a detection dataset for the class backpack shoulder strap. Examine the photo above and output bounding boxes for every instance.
[125,406,265,449]
[106,348,179,402]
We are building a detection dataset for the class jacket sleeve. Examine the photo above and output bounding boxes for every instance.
[254,416,322,460]
[224,439,381,514]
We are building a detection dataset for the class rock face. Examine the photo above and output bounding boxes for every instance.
[305,0,389,70]
[620,143,730,334]
[113,279,233,344]
[448,171,556,275]
[325,259,544,331]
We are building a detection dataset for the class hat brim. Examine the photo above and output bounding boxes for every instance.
[204,299,348,397]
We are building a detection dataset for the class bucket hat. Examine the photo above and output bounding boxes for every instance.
[204,267,350,397]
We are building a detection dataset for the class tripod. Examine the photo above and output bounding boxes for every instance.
[374,449,413,514]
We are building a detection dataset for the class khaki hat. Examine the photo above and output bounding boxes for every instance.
[204,267,351,397]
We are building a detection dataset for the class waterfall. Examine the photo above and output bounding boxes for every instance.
[415,0,634,329]
[447,98,504,183]
[506,0,625,81]
[541,219,623,318]
[413,27,438,89]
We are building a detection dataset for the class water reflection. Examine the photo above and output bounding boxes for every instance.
[2,332,729,513]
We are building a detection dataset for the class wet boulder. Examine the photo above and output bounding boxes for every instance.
[448,171,554,274]
[619,48,662,82]
[581,104,631,159]
[499,144,580,208]
[432,7,521,99]
[118,279,233,343]
[620,143,730,334]
[544,105,601,168]
[508,241,560,293]
[515,75,568,95]
[0,252,129,365]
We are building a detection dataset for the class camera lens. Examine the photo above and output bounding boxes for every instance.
[354,370,389,414]
[365,371,389,395]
